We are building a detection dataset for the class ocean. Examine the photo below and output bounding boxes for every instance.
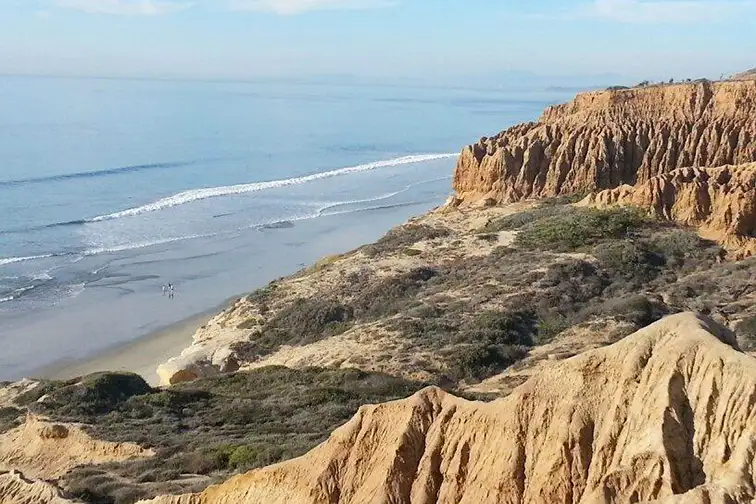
[0,75,573,380]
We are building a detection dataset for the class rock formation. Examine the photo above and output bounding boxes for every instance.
[141,313,756,504]
[0,415,152,503]
[733,68,756,81]
[0,470,75,504]
[453,80,756,204]
[580,163,756,257]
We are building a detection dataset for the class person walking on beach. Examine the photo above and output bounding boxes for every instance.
[168,283,175,299]
[162,284,167,296]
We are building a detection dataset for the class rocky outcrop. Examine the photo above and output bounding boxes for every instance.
[0,416,152,480]
[733,68,756,81]
[141,313,756,504]
[581,163,756,257]
[453,80,756,204]
[0,470,75,504]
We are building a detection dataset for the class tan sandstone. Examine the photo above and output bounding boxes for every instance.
[0,470,75,504]
[580,163,756,257]
[0,416,152,480]
[141,312,756,504]
[453,80,756,204]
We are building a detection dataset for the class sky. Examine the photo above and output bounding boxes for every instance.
[1,0,755,84]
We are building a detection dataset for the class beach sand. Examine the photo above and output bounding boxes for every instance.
[35,303,233,386]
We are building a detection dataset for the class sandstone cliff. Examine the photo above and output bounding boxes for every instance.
[0,471,75,504]
[733,68,756,81]
[141,313,756,504]
[580,163,756,257]
[453,80,756,204]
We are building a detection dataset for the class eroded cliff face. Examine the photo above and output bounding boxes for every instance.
[453,81,756,204]
[141,313,756,504]
[580,163,756,257]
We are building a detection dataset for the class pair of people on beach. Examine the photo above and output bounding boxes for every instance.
[162,283,175,299]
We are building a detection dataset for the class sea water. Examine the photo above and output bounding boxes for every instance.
[0,76,574,379]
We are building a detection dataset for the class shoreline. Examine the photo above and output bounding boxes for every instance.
[33,296,240,386]
[11,196,452,385]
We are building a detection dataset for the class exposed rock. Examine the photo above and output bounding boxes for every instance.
[140,313,756,503]
[0,379,40,408]
[0,416,152,480]
[454,81,756,204]
[732,68,756,81]
[0,470,75,504]
[580,163,756,257]
[156,339,241,386]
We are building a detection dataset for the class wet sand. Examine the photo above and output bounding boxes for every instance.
[35,301,235,385]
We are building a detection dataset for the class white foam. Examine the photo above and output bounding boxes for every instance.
[83,233,215,256]
[0,254,54,266]
[91,153,457,222]
[0,296,13,303]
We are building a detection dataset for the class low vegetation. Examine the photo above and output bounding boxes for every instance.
[21,368,427,504]
[229,203,741,388]
[361,223,450,258]
[736,316,756,350]
[13,198,753,504]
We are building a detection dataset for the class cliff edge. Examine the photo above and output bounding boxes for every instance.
[141,313,756,504]
[453,80,756,205]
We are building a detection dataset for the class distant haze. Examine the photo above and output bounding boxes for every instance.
[1,0,755,84]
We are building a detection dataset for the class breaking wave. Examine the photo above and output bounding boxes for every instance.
[0,254,54,266]
[91,154,456,222]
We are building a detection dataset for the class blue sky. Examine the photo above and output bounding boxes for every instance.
[1,0,755,83]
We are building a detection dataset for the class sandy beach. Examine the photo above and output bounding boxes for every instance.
[34,301,235,385]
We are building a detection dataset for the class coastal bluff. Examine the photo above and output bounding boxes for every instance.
[453,80,756,205]
[141,314,756,504]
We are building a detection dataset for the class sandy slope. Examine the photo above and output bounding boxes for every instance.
[142,313,756,504]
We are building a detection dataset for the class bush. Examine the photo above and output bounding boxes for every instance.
[352,267,438,319]
[0,406,22,434]
[598,295,668,328]
[481,205,566,233]
[446,344,529,382]
[736,316,756,351]
[362,224,451,257]
[25,373,152,417]
[593,240,664,283]
[459,310,537,347]
[515,207,648,251]
[237,299,354,357]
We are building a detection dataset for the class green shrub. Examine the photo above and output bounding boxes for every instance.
[459,310,537,347]
[352,267,438,319]
[598,295,668,327]
[236,298,354,358]
[535,313,570,343]
[446,344,529,382]
[25,373,152,417]
[403,247,423,256]
[737,316,756,350]
[481,206,566,233]
[515,207,648,251]
[362,224,451,257]
[593,240,664,282]
[475,233,499,243]
[0,406,22,434]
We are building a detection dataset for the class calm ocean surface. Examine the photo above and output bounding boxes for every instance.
[0,76,574,379]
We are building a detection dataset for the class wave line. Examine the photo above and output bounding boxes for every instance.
[91,153,457,222]
[0,160,196,188]
[0,254,54,266]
